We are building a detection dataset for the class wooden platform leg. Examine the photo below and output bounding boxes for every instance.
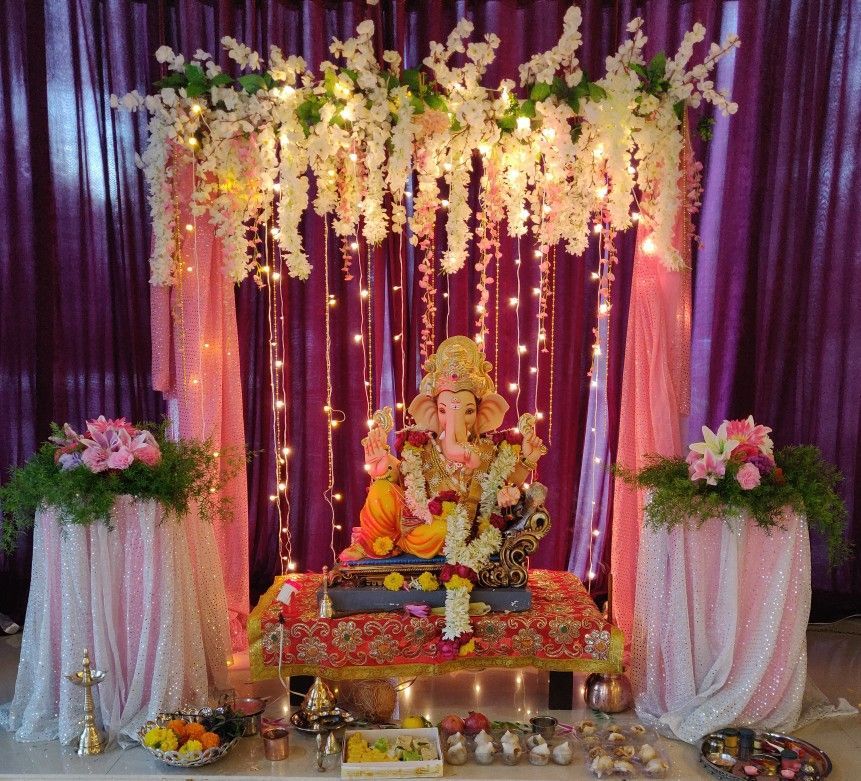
[548,671,573,710]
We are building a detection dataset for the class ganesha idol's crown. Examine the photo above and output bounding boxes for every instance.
[418,336,496,399]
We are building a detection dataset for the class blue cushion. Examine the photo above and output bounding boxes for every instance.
[342,554,447,567]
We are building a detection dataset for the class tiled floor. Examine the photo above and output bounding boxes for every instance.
[0,620,858,779]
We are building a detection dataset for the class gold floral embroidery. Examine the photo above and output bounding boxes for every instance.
[584,629,611,659]
[296,636,328,664]
[368,634,399,664]
[549,618,582,646]
[333,621,362,654]
[512,628,541,656]
[474,618,505,645]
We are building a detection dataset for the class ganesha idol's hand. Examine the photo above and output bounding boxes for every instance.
[520,431,546,467]
[362,425,394,478]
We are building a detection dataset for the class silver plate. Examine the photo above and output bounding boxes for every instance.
[699,730,832,779]
[290,707,356,734]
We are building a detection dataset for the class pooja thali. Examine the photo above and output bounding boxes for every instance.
[699,730,831,780]
[290,707,356,735]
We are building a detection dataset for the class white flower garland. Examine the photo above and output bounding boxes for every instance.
[114,10,739,287]
[399,440,432,524]
[399,436,516,640]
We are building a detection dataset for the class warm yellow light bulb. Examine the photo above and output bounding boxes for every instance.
[516,116,531,131]
[518,345,527,354]
[642,236,656,254]
[275,399,285,409]
[508,382,518,391]
[185,223,194,232]
[191,103,202,114]
[353,333,362,343]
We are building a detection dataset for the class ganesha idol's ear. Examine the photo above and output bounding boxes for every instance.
[408,394,441,433]
[476,393,508,434]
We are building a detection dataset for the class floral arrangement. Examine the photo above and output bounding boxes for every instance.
[615,416,851,564]
[113,10,739,292]
[395,430,521,657]
[140,709,246,763]
[0,417,238,551]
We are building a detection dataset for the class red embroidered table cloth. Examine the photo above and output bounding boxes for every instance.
[249,569,623,680]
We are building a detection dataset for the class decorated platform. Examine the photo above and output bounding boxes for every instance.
[249,569,623,681]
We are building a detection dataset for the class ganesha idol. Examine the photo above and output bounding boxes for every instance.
[337,336,551,590]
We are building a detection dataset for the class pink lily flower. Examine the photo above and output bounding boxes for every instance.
[403,603,431,618]
[688,449,727,486]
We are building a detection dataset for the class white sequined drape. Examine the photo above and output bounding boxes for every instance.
[632,510,810,743]
[0,497,230,746]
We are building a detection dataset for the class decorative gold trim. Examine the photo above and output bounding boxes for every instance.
[250,644,623,682]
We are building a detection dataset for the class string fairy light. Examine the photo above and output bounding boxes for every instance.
[513,237,523,417]
[583,194,617,591]
[323,217,339,562]
[547,247,558,445]
[263,206,293,572]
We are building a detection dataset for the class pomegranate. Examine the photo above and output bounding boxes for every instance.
[463,711,491,736]
[438,714,465,736]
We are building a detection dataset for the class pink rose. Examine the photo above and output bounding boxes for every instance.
[455,564,476,582]
[106,447,134,470]
[736,462,761,490]
[81,445,110,473]
[496,485,521,508]
[438,640,458,660]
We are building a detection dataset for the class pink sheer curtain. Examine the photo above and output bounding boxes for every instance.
[610,133,693,644]
[151,158,249,651]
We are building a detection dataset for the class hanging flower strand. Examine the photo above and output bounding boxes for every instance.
[112,11,739,287]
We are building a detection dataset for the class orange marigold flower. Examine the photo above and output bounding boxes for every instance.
[200,731,220,749]
[185,722,206,740]
[166,719,188,740]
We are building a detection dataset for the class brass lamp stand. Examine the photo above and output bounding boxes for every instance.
[65,649,107,755]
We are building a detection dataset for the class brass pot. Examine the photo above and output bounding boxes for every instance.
[583,672,633,713]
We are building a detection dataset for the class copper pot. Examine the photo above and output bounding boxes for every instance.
[583,672,633,713]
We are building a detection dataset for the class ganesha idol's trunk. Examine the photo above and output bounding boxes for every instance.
[441,406,471,461]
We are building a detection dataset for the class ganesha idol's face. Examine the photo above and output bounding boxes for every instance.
[436,390,478,442]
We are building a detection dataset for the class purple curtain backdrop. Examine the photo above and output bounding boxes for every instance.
[1,1,858,625]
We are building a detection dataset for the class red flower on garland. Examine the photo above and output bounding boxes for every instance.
[491,429,523,446]
[408,431,430,447]
[489,513,507,530]
[428,498,443,516]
